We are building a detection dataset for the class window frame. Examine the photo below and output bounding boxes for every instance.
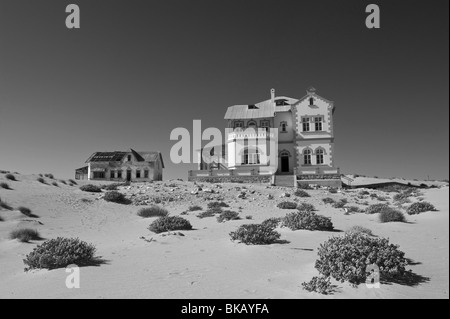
[136,170,141,178]
[302,117,310,132]
[316,149,324,165]
[303,149,312,165]
[314,117,323,131]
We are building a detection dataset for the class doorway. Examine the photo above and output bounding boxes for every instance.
[126,169,132,182]
[281,155,289,173]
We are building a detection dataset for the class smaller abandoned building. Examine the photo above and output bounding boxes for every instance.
[75,148,164,182]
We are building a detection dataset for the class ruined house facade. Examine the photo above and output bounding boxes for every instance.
[75,149,164,182]
[191,87,341,187]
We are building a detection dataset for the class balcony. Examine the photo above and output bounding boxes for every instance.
[227,131,274,141]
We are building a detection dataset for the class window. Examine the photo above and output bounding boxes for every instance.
[144,170,149,178]
[314,117,323,131]
[242,149,260,165]
[136,170,141,178]
[316,149,324,165]
[260,120,270,131]
[275,99,289,106]
[280,121,287,132]
[309,97,314,105]
[303,149,312,165]
[234,121,244,130]
[93,172,105,179]
[110,170,115,179]
[117,170,122,179]
[247,121,257,129]
[127,155,131,161]
[302,118,310,132]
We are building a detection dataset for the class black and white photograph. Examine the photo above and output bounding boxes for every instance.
[0,0,448,303]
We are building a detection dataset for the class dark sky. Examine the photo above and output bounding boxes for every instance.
[0,0,448,180]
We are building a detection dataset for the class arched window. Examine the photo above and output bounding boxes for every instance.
[280,121,287,133]
[247,120,257,129]
[316,149,324,165]
[303,149,312,165]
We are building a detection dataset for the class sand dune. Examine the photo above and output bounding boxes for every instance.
[0,173,448,299]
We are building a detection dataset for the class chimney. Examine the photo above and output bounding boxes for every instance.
[270,88,275,103]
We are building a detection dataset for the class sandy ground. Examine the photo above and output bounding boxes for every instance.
[0,173,448,299]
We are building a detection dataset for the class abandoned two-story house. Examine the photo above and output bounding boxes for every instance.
[75,148,164,182]
[190,87,341,187]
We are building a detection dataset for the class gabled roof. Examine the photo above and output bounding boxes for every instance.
[85,149,164,168]
[224,96,298,120]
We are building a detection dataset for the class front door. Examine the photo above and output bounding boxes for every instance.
[126,170,132,182]
[281,156,289,173]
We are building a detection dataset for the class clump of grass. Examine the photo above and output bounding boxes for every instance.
[297,203,316,212]
[365,203,390,215]
[44,174,54,179]
[346,225,374,236]
[277,201,297,209]
[148,216,192,233]
[137,205,169,218]
[188,205,202,212]
[18,206,38,218]
[68,179,78,185]
[245,215,253,220]
[207,201,229,209]
[0,198,12,210]
[59,180,67,185]
[379,208,406,223]
[52,182,58,187]
[197,207,222,219]
[79,184,102,193]
[0,182,11,190]
[406,201,436,215]
[103,191,129,204]
[5,174,16,181]
[37,177,46,184]
[294,189,310,197]
[230,224,281,245]
[345,206,362,213]
[332,199,347,209]
[261,217,282,230]
[328,188,338,194]
[217,210,240,223]
[10,229,41,242]
[322,197,335,205]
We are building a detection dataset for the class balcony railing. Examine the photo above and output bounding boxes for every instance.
[228,131,274,141]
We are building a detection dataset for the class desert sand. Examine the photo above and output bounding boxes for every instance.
[0,173,448,299]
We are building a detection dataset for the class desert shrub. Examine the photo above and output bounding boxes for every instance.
[38,174,43,177]
[5,174,16,181]
[0,182,10,189]
[277,201,297,209]
[44,174,54,179]
[302,276,334,295]
[51,182,58,187]
[79,184,102,193]
[322,197,335,205]
[68,179,78,185]
[0,198,12,210]
[314,233,407,285]
[346,206,362,213]
[217,210,240,223]
[103,191,128,204]
[294,189,310,197]
[18,206,33,217]
[245,215,253,220]
[197,207,222,218]
[37,177,46,184]
[328,188,338,194]
[359,190,370,196]
[207,201,229,209]
[406,201,436,215]
[137,205,169,218]
[282,211,334,231]
[261,217,282,229]
[297,203,316,212]
[346,225,374,236]
[332,199,347,209]
[10,229,41,243]
[0,216,3,222]
[188,205,203,212]
[297,183,313,190]
[230,224,281,245]
[365,203,390,215]
[59,180,67,185]
[148,216,192,233]
[379,208,406,223]
[102,182,128,191]
[23,237,96,270]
